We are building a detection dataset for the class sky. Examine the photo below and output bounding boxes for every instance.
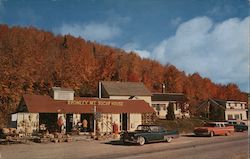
[0,0,249,92]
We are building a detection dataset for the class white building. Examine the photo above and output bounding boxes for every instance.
[100,81,152,105]
[100,81,155,128]
[11,87,154,135]
[151,93,190,119]
[198,98,248,122]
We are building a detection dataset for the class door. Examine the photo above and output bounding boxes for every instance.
[149,126,162,141]
[121,113,128,131]
[66,114,73,132]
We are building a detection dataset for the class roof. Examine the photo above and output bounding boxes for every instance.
[212,99,227,106]
[196,98,226,110]
[18,94,155,114]
[151,93,187,102]
[101,81,151,96]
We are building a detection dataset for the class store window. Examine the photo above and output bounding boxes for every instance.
[227,114,233,120]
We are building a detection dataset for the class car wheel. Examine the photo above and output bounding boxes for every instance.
[166,137,172,143]
[210,131,214,137]
[137,136,145,146]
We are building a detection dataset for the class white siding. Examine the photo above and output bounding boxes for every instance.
[152,101,168,119]
[16,113,39,134]
[97,114,113,134]
[129,113,141,131]
[73,114,81,127]
[53,91,74,100]
[152,101,190,119]
[225,109,247,121]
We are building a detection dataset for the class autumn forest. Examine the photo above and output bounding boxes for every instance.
[0,25,247,127]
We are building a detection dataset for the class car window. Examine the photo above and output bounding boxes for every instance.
[136,125,150,131]
[205,123,216,127]
[220,124,224,127]
[159,127,166,132]
[150,126,159,133]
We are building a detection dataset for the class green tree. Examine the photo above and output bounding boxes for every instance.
[166,103,175,120]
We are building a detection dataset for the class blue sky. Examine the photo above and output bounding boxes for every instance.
[0,0,249,92]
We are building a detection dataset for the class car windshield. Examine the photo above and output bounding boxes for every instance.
[136,125,150,131]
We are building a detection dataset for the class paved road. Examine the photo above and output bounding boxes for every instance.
[0,132,248,159]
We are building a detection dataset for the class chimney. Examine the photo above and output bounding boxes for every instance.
[162,83,166,93]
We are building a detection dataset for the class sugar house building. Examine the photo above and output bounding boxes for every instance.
[11,87,155,135]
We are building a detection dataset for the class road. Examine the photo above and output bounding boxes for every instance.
[0,132,248,159]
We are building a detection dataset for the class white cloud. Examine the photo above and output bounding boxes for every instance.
[55,22,121,42]
[122,42,151,58]
[152,16,249,92]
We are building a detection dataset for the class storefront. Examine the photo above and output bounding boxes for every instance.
[12,94,155,135]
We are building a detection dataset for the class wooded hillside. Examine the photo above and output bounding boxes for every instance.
[0,25,247,127]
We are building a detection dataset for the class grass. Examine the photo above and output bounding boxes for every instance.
[155,117,205,134]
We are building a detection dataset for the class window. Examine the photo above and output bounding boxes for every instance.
[227,114,233,120]
[220,124,225,127]
[240,114,242,120]
[136,125,150,132]
[150,126,159,133]
[234,114,240,120]
[156,104,161,111]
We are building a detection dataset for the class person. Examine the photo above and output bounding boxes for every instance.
[112,122,118,134]
[57,116,64,133]
[82,119,88,133]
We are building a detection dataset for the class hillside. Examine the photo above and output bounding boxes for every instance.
[0,25,247,127]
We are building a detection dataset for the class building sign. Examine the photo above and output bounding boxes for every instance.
[67,100,123,106]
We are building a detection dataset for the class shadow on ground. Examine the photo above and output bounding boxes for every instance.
[104,140,136,146]
[181,134,210,138]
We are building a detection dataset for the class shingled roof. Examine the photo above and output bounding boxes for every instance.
[101,81,151,96]
[152,93,187,102]
[16,94,155,114]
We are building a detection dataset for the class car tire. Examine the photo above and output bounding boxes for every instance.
[137,136,145,146]
[165,137,172,143]
[210,131,214,137]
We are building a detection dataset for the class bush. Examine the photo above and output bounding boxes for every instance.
[166,103,175,120]
[155,118,205,133]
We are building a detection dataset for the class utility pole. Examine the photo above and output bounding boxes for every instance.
[93,106,96,136]
[207,101,210,120]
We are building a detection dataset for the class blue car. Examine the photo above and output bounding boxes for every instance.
[121,125,179,146]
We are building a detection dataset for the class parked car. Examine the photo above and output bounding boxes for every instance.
[193,122,234,137]
[120,125,179,146]
[228,121,248,132]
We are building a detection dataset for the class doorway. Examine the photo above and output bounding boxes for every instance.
[81,113,94,132]
[121,113,130,131]
[66,114,73,132]
[39,113,58,132]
